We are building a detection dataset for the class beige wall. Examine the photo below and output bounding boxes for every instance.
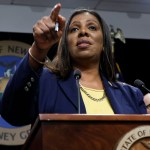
[0,4,150,39]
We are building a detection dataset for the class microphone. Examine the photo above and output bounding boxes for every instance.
[134,79,150,93]
[74,69,81,80]
[73,69,81,114]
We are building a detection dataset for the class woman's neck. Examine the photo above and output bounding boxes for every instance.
[77,68,103,90]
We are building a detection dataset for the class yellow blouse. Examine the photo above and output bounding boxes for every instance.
[80,84,114,114]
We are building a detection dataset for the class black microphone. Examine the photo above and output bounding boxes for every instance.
[73,69,81,114]
[134,79,150,93]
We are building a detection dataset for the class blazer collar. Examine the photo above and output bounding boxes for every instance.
[58,72,120,114]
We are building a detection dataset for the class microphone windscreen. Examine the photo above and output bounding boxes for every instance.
[134,79,145,88]
[73,69,81,80]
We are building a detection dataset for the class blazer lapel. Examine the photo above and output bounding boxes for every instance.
[58,71,86,113]
[102,75,122,113]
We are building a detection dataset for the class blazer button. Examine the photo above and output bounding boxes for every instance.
[27,82,31,87]
[24,86,29,92]
[31,77,34,82]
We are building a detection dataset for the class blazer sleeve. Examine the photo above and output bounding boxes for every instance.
[1,53,42,126]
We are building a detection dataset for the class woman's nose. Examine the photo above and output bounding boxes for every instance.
[78,28,89,37]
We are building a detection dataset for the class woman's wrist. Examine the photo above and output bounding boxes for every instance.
[28,41,54,70]
[28,48,49,65]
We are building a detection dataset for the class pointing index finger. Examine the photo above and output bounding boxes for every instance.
[50,3,61,21]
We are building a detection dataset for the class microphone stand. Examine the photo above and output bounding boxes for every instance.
[75,79,80,114]
[74,70,81,114]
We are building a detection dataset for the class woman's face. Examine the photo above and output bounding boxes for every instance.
[67,12,103,64]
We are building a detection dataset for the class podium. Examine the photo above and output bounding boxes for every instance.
[22,114,150,150]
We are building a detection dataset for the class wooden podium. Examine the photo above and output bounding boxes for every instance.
[22,114,150,150]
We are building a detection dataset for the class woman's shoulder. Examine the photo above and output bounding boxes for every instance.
[42,67,57,79]
[41,67,67,82]
[116,81,142,94]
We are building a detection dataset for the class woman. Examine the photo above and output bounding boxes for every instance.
[1,3,147,126]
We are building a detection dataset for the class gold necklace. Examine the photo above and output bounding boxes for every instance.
[80,86,106,102]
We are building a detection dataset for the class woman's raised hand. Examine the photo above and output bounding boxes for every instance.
[32,3,66,54]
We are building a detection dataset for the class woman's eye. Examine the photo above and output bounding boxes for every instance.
[70,27,78,32]
[89,25,96,31]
